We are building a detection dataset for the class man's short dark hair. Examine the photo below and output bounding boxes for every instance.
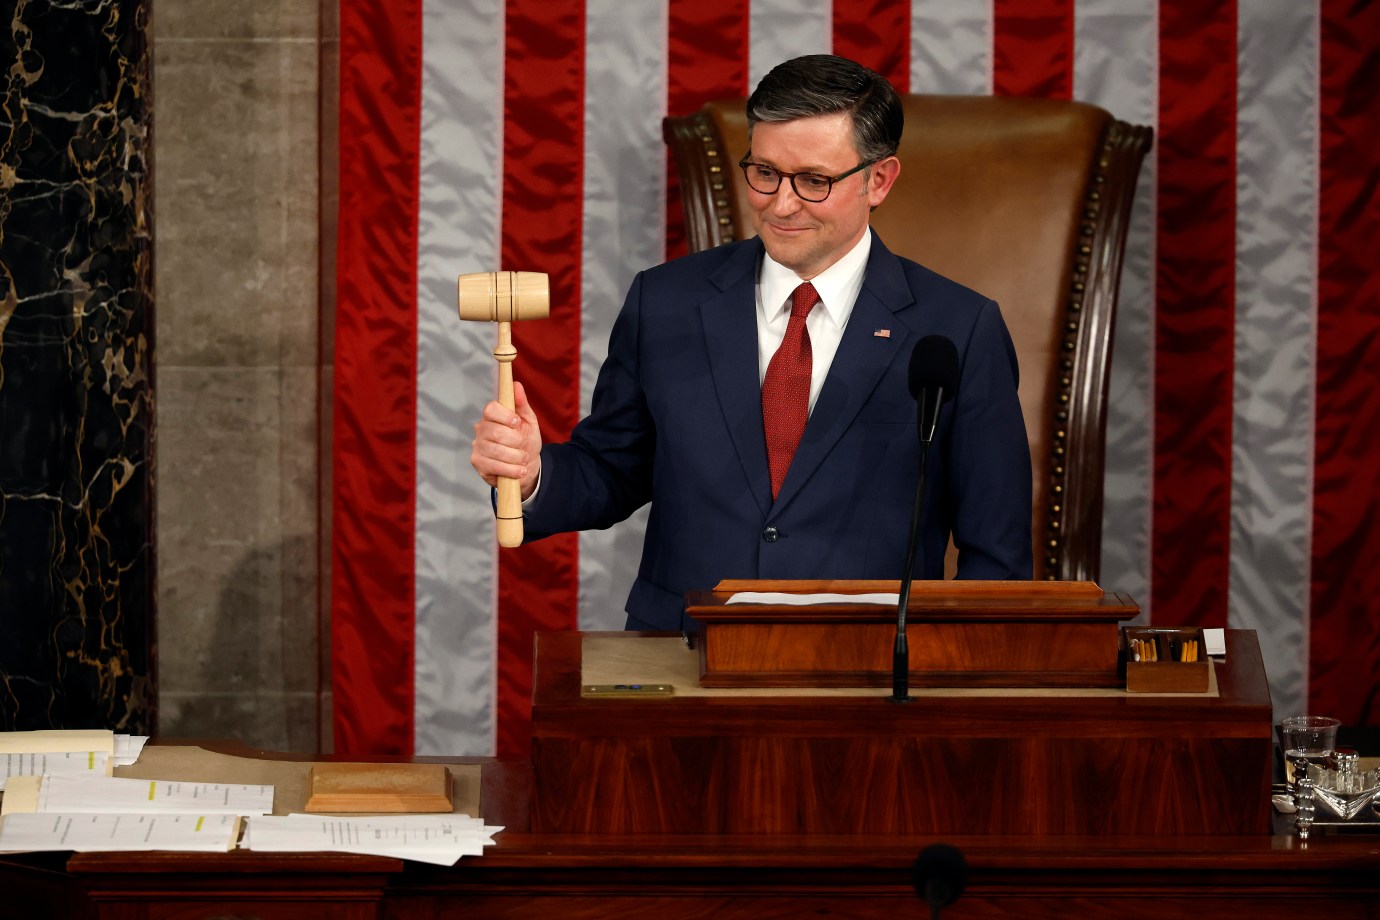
[746,54,904,164]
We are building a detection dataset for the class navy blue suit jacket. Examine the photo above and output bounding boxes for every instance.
[525,232,1032,631]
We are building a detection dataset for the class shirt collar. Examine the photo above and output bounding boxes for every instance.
[759,230,872,329]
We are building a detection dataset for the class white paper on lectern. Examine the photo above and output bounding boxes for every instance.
[0,812,242,853]
[112,734,150,765]
[1204,628,1227,656]
[243,813,503,866]
[0,752,112,792]
[32,774,273,816]
[0,732,148,791]
[726,592,899,606]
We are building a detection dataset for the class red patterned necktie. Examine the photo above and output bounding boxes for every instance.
[762,282,820,499]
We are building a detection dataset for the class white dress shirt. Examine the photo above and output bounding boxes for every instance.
[755,230,872,414]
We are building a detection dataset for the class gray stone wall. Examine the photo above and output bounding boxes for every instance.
[152,0,332,752]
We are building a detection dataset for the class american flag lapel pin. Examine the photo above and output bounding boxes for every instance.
[873,328,892,338]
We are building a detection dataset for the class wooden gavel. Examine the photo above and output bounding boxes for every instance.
[457,270,550,547]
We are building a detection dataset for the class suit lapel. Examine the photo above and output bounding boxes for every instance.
[772,234,917,511]
[701,241,774,517]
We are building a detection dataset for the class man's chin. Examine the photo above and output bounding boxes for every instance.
[760,233,813,268]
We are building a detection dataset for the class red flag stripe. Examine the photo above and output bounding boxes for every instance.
[834,0,912,93]
[992,0,1074,99]
[1311,0,1380,724]
[331,0,422,755]
[665,0,750,262]
[495,0,587,758]
[667,0,750,123]
[1152,4,1238,629]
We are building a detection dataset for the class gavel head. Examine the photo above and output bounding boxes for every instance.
[457,271,550,323]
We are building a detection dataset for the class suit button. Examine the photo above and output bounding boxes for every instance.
[762,526,780,543]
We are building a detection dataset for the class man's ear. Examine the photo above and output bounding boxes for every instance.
[867,156,902,208]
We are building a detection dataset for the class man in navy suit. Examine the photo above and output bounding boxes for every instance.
[471,55,1032,632]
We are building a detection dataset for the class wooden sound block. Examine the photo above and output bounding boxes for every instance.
[304,763,454,814]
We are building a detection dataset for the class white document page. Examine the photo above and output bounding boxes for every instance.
[1204,627,1227,656]
[727,592,898,606]
[0,812,241,854]
[243,813,503,866]
[0,752,111,791]
[0,732,148,790]
[30,774,273,816]
[112,735,150,766]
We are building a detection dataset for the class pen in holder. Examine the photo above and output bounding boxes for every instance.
[1122,627,1209,693]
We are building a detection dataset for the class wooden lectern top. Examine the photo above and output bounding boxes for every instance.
[691,578,1137,620]
[685,579,1139,689]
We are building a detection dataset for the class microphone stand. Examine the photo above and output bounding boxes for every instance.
[891,386,944,703]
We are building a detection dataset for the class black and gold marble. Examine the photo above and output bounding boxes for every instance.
[1,0,153,731]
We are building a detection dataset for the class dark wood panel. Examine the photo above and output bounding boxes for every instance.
[56,852,398,920]
[699,622,1122,687]
[1,853,98,920]
[384,885,1380,920]
[531,733,1269,836]
[530,630,1273,835]
[383,832,1380,919]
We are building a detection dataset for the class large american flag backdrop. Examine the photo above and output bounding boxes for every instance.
[333,0,1379,757]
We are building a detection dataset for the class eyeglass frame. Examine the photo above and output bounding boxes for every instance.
[737,153,880,203]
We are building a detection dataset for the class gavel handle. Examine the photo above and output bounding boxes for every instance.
[494,321,523,547]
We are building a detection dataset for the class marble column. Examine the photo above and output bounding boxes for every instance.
[0,0,154,731]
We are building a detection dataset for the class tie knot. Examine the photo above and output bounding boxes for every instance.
[790,282,819,319]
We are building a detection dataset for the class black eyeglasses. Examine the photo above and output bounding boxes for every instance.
[737,154,877,203]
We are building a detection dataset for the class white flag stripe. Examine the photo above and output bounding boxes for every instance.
[1073,0,1157,623]
[1231,0,1319,718]
[578,0,666,632]
[752,0,831,90]
[414,3,505,755]
[910,0,992,96]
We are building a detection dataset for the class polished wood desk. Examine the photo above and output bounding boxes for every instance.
[7,822,1375,920]
[531,628,1271,835]
[9,777,1380,919]
[4,631,1379,919]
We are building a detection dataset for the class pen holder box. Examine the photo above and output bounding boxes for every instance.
[1123,626,1209,693]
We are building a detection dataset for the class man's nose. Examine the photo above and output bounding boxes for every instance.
[770,181,804,214]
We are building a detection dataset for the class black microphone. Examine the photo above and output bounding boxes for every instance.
[910,335,960,442]
[912,843,967,919]
[891,336,960,703]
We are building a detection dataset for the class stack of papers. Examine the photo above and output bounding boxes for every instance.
[1,752,110,789]
[0,813,242,853]
[0,734,268,856]
[0,732,501,863]
[244,813,503,865]
[0,772,274,855]
[0,730,148,791]
[10,773,275,816]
